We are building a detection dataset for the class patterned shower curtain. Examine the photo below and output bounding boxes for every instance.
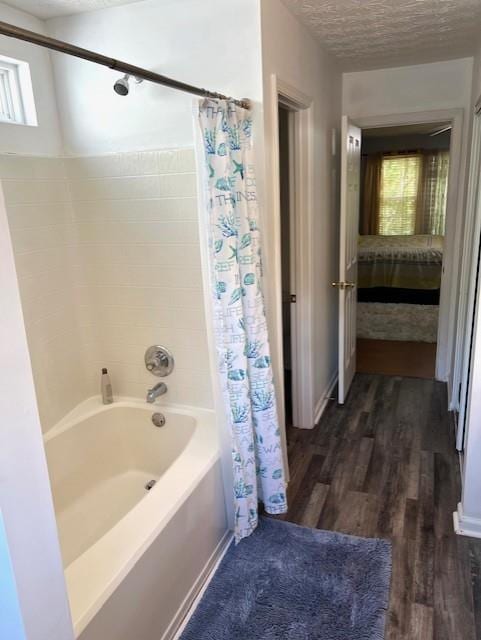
[195,99,287,541]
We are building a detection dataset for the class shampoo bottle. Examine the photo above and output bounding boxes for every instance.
[101,367,113,404]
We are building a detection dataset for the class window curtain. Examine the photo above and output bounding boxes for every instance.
[416,151,450,235]
[195,99,287,542]
[360,153,382,235]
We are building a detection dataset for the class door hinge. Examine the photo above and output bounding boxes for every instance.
[290,294,297,303]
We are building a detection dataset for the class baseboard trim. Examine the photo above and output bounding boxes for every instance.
[313,371,338,426]
[164,529,233,640]
[453,502,481,539]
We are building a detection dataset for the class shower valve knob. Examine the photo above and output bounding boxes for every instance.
[145,345,174,377]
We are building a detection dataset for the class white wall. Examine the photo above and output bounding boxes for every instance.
[0,183,73,640]
[67,148,213,407]
[47,0,263,155]
[343,58,473,118]
[259,0,342,427]
[0,2,62,155]
[0,510,26,640]
[471,42,481,104]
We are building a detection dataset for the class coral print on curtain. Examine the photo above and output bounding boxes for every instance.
[196,99,287,541]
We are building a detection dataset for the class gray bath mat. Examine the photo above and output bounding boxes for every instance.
[180,517,391,640]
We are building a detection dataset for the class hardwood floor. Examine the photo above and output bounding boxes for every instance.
[357,339,437,379]
[278,374,481,639]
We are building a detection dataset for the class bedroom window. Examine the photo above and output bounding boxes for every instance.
[379,155,420,235]
[377,151,449,236]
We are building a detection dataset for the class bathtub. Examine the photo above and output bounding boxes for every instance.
[44,397,229,640]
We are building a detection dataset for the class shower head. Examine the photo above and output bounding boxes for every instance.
[113,74,143,96]
[114,74,130,96]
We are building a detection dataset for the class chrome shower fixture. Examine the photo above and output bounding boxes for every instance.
[113,73,143,96]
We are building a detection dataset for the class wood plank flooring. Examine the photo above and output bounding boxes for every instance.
[277,374,481,640]
[357,339,437,379]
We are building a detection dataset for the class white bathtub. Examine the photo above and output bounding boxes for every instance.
[44,397,229,640]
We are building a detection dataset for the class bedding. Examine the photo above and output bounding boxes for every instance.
[358,234,443,290]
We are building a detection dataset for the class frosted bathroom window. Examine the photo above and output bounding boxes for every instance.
[0,56,37,126]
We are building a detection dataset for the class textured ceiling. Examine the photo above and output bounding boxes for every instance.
[282,0,481,70]
[4,0,145,19]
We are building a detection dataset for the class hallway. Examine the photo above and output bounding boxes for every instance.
[279,374,481,639]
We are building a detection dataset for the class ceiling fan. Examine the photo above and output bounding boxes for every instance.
[429,124,452,137]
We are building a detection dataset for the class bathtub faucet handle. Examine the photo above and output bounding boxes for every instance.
[144,345,175,377]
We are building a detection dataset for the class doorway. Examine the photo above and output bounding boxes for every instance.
[278,105,295,426]
[271,78,313,433]
[356,121,451,379]
[335,110,464,402]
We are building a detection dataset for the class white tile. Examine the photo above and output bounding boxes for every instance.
[72,197,198,223]
[6,202,74,229]
[77,262,202,289]
[2,179,70,205]
[14,246,74,278]
[75,220,199,244]
[83,285,203,309]
[159,173,196,198]
[65,151,158,179]
[157,148,196,174]
[68,176,160,201]
[0,155,66,180]
[78,242,201,268]
[10,223,76,253]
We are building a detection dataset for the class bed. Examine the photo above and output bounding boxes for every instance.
[357,234,443,342]
[358,234,444,291]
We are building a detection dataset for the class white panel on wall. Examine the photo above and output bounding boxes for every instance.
[0,154,89,431]
[67,148,213,408]
[2,147,212,433]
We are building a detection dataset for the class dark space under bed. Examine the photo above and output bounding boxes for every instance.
[357,287,440,305]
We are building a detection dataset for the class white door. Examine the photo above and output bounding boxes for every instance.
[335,116,361,404]
[456,107,481,449]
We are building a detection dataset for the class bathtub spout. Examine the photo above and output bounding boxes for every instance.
[146,382,167,403]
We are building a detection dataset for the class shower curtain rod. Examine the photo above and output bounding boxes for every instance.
[0,20,251,110]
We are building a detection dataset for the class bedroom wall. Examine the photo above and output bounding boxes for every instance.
[259,0,343,427]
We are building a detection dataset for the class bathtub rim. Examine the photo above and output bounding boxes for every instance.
[43,394,205,443]
[43,396,221,637]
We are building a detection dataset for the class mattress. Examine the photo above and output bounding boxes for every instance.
[358,234,443,290]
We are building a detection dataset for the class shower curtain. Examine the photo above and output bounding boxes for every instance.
[195,99,287,541]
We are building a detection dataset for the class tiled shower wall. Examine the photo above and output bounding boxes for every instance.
[0,155,89,430]
[67,148,213,407]
[2,148,213,433]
